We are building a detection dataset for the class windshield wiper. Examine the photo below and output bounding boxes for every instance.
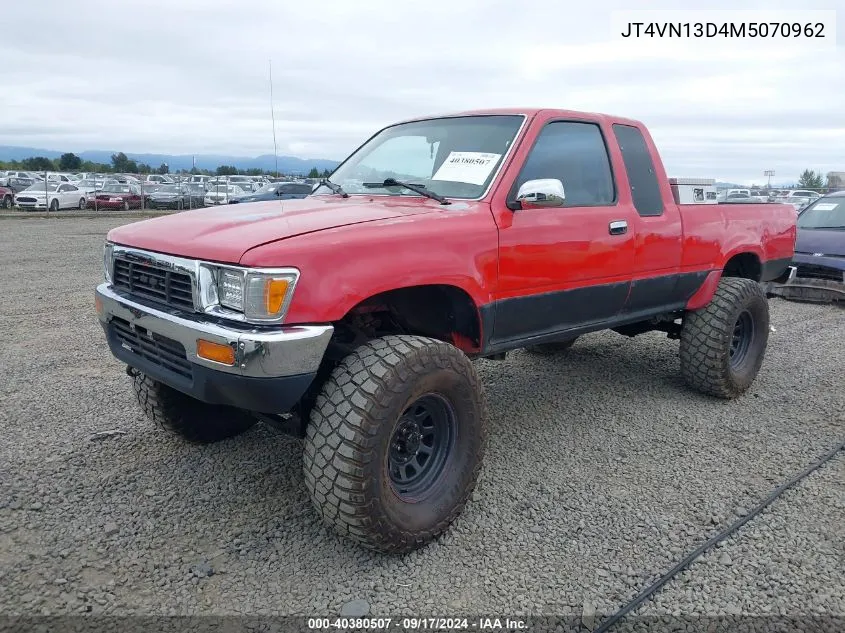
[317,178,348,198]
[806,226,845,230]
[362,178,450,205]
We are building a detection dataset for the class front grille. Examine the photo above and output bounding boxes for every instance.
[795,264,844,282]
[111,317,193,380]
[16,197,36,203]
[113,258,194,311]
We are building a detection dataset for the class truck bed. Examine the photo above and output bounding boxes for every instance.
[678,202,796,273]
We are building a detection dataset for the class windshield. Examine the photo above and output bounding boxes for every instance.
[315,115,524,199]
[254,184,278,194]
[798,198,845,229]
[157,185,180,193]
[103,184,131,193]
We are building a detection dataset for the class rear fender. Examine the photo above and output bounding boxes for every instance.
[685,270,723,310]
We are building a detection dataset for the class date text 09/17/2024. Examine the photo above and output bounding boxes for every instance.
[306,617,528,630]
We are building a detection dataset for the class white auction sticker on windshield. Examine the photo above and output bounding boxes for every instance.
[811,203,838,211]
[432,152,502,186]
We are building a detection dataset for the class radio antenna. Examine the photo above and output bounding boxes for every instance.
[269,59,279,178]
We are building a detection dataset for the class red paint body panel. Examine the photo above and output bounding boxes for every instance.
[240,200,499,324]
[106,108,797,334]
[107,197,437,263]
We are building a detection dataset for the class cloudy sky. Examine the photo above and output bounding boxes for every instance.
[3,0,842,184]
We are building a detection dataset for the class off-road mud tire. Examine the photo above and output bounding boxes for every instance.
[303,335,488,554]
[680,277,770,398]
[131,372,257,443]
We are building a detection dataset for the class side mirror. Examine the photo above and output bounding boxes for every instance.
[512,179,566,209]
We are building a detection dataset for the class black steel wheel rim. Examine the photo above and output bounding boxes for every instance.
[388,394,456,499]
[729,310,754,368]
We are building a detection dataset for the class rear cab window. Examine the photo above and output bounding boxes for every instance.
[612,124,664,216]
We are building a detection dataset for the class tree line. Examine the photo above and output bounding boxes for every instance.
[796,169,840,190]
[748,169,840,191]
[0,152,333,179]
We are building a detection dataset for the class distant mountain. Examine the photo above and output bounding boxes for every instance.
[0,145,340,174]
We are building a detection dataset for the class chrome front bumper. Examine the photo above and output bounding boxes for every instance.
[95,283,333,379]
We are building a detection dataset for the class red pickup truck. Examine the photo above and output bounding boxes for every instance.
[95,108,796,553]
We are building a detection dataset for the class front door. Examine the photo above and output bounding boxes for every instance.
[489,119,638,346]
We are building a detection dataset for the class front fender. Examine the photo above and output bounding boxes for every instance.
[239,211,499,324]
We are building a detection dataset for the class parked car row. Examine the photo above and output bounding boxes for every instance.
[0,170,315,193]
[0,174,315,211]
[718,188,823,212]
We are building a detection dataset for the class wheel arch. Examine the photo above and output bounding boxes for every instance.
[686,249,763,310]
[721,251,763,282]
[330,283,485,354]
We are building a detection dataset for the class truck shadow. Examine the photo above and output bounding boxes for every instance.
[29,324,833,615]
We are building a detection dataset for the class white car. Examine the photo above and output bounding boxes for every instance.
[226,175,258,192]
[784,190,821,211]
[46,172,74,183]
[143,174,175,184]
[14,182,88,211]
[75,178,118,202]
[3,171,41,189]
[204,185,245,205]
[206,177,229,188]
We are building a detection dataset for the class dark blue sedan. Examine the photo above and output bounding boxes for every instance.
[237,182,313,204]
[767,191,845,303]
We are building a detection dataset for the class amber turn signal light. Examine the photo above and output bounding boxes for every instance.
[264,278,290,315]
[196,339,236,366]
[95,295,103,315]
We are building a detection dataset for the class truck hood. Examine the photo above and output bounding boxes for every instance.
[106,196,437,263]
[795,228,845,258]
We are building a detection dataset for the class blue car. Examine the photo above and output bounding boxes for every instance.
[237,182,313,204]
[767,191,845,303]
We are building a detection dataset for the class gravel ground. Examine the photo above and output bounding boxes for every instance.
[0,217,843,626]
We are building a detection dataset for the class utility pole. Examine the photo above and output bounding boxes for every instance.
[764,170,775,189]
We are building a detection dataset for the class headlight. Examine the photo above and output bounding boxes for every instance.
[218,269,244,310]
[211,267,299,322]
[103,243,114,282]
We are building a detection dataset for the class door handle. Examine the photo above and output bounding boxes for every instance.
[609,220,628,235]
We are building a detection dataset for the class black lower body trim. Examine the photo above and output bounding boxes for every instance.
[486,281,630,346]
[623,271,709,313]
[760,257,792,282]
[103,323,315,414]
[480,271,709,354]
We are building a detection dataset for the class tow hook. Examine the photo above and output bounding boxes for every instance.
[125,366,140,377]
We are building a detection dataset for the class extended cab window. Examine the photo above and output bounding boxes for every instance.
[612,124,664,216]
[515,121,615,207]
